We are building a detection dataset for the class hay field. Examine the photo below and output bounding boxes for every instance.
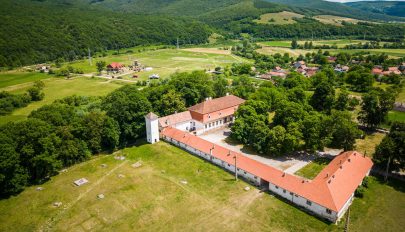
[64,49,248,80]
[0,142,404,231]
[313,15,365,26]
[254,11,304,25]
[0,76,124,125]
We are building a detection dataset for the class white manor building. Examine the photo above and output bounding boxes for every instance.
[145,95,373,223]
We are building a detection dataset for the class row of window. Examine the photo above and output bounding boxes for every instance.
[274,185,332,215]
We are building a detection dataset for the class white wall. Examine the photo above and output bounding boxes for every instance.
[146,118,159,144]
[268,183,338,222]
[173,120,193,132]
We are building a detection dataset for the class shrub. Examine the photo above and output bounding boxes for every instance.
[355,186,365,198]
[362,176,369,188]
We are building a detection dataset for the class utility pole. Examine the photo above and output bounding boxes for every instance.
[88,48,92,66]
[176,37,179,50]
[385,156,391,182]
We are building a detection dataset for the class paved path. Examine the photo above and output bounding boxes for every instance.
[199,128,316,173]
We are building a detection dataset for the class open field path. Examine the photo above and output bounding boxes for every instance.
[39,160,128,232]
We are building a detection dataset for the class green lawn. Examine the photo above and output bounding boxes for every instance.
[0,142,403,231]
[295,157,331,179]
[0,71,50,88]
[0,77,124,125]
[63,48,247,80]
[387,110,405,123]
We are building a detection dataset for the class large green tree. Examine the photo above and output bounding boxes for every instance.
[358,89,395,128]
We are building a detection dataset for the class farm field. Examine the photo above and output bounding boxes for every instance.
[258,40,381,48]
[0,71,50,88]
[0,141,404,232]
[257,44,405,58]
[64,49,247,80]
[0,76,124,125]
[254,11,304,25]
[313,15,365,26]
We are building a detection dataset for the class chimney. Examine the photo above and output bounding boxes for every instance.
[282,173,285,177]
[326,173,329,178]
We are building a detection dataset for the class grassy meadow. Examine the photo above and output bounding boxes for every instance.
[63,48,248,81]
[0,76,124,125]
[254,11,304,25]
[0,71,50,88]
[313,15,365,26]
[0,141,403,231]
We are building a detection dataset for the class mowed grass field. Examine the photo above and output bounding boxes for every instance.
[257,43,405,58]
[0,71,50,88]
[313,15,365,26]
[0,76,124,125]
[254,11,304,25]
[64,49,247,80]
[0,141,404,231]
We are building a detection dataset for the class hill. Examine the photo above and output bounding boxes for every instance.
[263,0,405,22]
[346,1,405,18]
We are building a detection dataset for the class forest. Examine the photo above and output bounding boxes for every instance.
[1,0,405,68]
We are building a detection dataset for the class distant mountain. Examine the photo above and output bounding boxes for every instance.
[263,0,405,22]
[345,1,405,18]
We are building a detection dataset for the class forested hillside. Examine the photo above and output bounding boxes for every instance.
[0,0,211,67]
[1,0,405,68]
[263,0,405,22]
[346,1,405,18]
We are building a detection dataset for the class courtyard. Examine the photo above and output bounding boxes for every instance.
[198,127,341,175]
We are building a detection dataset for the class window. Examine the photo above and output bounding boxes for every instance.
[209,123,211,127]
[205,124,207,129]
[208,114,211,118]
[275,186,279,189]
[290,192,293,196]
[228,164,230,167]
[283,190,286,194]
[326,209,332,214]
[244,171,247,174]
[306,200,312,206]
[254,176,257,179]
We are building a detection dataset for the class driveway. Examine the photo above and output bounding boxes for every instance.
[198,128,317,174]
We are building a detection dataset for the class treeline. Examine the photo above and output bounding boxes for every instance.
[0,70,241,196]
[0,81,45,115]
[0,0,211,67]
[235,20,405,41]
[231,69,400,156]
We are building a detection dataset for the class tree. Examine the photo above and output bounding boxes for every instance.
[329,110,361,151]
[96,61,106,74]
[158,90,187,116]
[374,123,405,171]
[310,81,335,112]
[27,87,44,101]
[291,39,298,49]
[358,89,395,129]
[335,87,350,111]
[213,77,228,98]
[102,85,152,144]
[301,112,331,151]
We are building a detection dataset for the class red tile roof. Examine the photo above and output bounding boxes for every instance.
[161,127,373,212]
[108,62,124,69]
[159,111,192,128]
[188,95,245,115]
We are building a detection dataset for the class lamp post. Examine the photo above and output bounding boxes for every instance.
[228,151,238,181]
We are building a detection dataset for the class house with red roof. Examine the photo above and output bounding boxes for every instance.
[145,94,373,222]
[107,62,124,73]
[151,94,245,135]
[159,126,373,223]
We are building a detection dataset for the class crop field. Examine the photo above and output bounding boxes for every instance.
[254,11,304,25]
[64,49,248,80]
[0,71,50,88]
[0,141,404,232]
[313,15,365,26]
[0,76,124,125]
[257,43,405,58]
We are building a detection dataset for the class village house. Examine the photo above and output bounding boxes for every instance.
[260,66,288,80]
[145,95,373,223]
[107,62,124,73]
[147,95,245,138]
